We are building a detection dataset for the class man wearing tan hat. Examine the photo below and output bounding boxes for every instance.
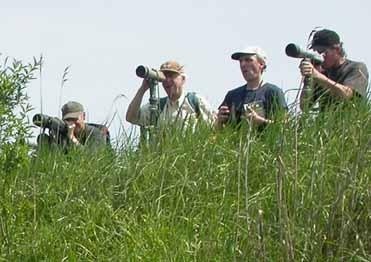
[126,60,215,129]
[216,46,287,129]
[61,101,108,148]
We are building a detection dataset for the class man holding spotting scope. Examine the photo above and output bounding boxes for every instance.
[297,29,369,111]
[126,60,215,130]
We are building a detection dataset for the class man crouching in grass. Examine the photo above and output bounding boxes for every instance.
[62,101,108,150]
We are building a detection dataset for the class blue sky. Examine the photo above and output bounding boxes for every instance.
[3,0,370,140]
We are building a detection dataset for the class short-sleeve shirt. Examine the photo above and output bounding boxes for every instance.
[313,59,369,110]
[219,82,288,123]
[133,92,215,129]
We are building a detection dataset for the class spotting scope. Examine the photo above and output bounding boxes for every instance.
[285,43,324,64]
[136,65,166,82]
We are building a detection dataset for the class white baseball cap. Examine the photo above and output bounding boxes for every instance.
[231,46,268,64]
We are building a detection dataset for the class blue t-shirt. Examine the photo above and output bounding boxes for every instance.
[219,82,288,123]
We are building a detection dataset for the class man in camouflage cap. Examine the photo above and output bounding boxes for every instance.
[126,60,215,130]
[61,101,108,149]
[299,28,369,111]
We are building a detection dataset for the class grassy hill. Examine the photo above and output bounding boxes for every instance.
[1,104,370,261]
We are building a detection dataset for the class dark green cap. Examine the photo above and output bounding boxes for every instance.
[62,101,84,120]
[310,29,340,50]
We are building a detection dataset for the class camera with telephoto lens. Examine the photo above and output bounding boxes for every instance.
[33,113,69,146]
[136,65,166,82]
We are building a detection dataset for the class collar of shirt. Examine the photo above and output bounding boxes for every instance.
[245,80,265,91]
[166,92,186,108]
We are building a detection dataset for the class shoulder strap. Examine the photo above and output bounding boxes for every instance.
[186,92,201,116]
[159,97,168,112]
[159,93,201,116]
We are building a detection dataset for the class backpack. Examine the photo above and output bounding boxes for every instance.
[159,92,201,117]
[87,123,111,147]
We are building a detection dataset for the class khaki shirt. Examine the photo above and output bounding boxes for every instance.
[134,93,215,129]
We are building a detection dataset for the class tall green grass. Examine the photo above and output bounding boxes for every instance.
[0,103,370,261]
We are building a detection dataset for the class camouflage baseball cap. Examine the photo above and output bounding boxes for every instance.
[159,60,185,74]
[62,101,84,120]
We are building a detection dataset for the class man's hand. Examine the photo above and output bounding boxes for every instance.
[244,107,272,126]
[300,60,323,80]
[216,106,230,124]
[139,79,150,92]
[67,123,80,145]
[126,79,152,124]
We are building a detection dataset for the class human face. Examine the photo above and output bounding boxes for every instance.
[162,71,185,101]
[313,45,341,69]
[239,54,265,83]
[64,112,85,134]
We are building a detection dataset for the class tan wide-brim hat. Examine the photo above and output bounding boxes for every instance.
[159,60,185,74]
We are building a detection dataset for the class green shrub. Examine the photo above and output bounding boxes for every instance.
[0,55,41,174]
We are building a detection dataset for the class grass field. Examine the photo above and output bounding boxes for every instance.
[0,103,370,261]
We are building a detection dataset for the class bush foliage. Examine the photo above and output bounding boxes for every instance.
[0,55,41,173]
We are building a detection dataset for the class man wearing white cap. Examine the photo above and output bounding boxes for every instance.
[216,46,287,129]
